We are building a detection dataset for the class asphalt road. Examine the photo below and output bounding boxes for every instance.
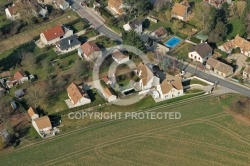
[71,1,122,42]
[183,65,250,97]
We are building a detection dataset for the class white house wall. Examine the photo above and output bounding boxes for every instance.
[108,95,117,102]
[75,97,91,107]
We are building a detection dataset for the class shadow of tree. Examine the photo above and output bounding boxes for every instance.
[0,42,37,71]
[87,89,97,102]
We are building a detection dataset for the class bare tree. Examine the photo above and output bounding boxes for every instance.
[21,52,37,69]
[25,81,49,109]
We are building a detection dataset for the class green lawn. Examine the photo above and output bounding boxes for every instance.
[182,78,209,86]
[69,20,89,33]
[171,42,193,60]
[185,89,204,94]
[0,94,250,165]
[191,78,209,86]
[0,14,11,29]
[147,20,172,31]
[226,19,245,40]
[84,28,100,38]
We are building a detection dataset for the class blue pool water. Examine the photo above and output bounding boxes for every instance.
[164,36,181,48]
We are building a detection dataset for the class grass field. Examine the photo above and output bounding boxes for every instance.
[0,94,250,165]
[226,19,245,40]
[171,42,193,60]
[0,11,79,54]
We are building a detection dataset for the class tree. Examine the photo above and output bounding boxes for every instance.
[21,52,37,69]
[194,3,217,31]
[0,137,7,149]
[73,60,91,80]
[160,58,170,72]
[0,99,12,124]
[208,20,227,43]
[123,0,150,17]
[154,0,169,12]
[122,31,146,53]
[25,81,49,109]
[146,52,155,63]
[172,20,183,34]
[165,10,172,21]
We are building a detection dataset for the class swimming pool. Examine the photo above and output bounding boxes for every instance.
[164,36,181,48]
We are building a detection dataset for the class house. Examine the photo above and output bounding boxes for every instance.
[78,41,101,60]
[218,35,250,57]
[56,0,70,10]
[27,107,39,120]
[103,87,117,102]
[29,0,48,18]
[151,90,160,99]
[203,0,231,8]
[6,78,18,88]
[243,67,250,80]
[171,0,191,21]
[157,75,184,100]
[206,57,233,78]
[67,83,91,107]
[103,76,112,85]
[14,89,25,98]
[123,18,143,34]
[14,70,29,84]
[136,62,160,90]
[32,116,54,138]
[37,0,54,4]
[188,42,213,63]
[55,35,81,54]
[150,27,168,40]
[112,49,129,64]
[5,4,20,20]
[108,0,123,15]
[40,25,73,45]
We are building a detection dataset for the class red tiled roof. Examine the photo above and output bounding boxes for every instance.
[7,5,19,15]
[42,25,65,41]
[80,42,100,57]
[14,70,27,80]
[67,83,89,105]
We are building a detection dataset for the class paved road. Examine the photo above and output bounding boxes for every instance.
[71,1,122,42]
[183,65,250,97]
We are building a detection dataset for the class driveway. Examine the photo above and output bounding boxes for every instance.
[227,53,247,76]
[35,39,46,48]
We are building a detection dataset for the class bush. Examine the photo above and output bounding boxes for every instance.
[99,8,113,20]
[59,50,77,59]
[246,57,250,62]
[176,32,188,39]
[232,47,241,54]
[189,37,200,44]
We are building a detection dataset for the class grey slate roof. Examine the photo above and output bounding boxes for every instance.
[190,42,213,58]
[14,89,25,98]
[129,18,142,29]
[56,35,81,50]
